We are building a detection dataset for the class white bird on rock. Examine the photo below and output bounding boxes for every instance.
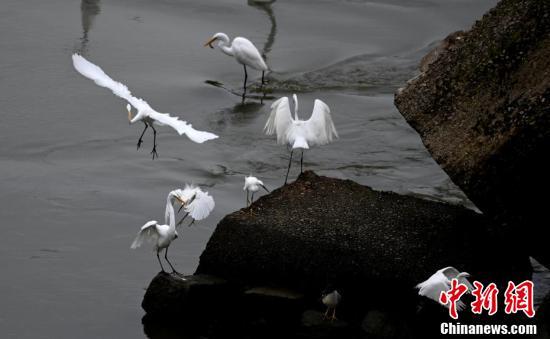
[243,175,269,207]
[204,33,268,90]
[72,54,218,159]
[172,185,215,227]
[264,94,338,184]
[416,266,474,311]
[131,190,188,274]
[322,290,341,321]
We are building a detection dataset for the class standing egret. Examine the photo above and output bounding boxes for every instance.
[244,175,269,207]
[173,185,215,227]
[264,94,338,184]
[204,33,269,91]
[321,290,341,321]
[72,54,218,159]
[131,190,188,274]
[416,266,474,311]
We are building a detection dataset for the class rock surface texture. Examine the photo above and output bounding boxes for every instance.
[394,0,550,266]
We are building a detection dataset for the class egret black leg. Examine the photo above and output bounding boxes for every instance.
[284,150,294,185]
[251,192,255,204]
[243,64,248,91]
[246,190,249,207]
[177,212,189,226]
[164,247,180,274]
[300,150,304,173]
[150,125,158,159]
[156,249,166,272]
[137,122,148,149]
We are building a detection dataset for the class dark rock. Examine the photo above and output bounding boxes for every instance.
[394,0,550,266]
[242,286,306,327]
[360,309,412,339]
[141,272,234,319]
[197,171,530,307]
[536,293,550,339]
[298,310,352,339]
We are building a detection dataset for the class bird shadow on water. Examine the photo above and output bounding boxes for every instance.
[75,0,101,55]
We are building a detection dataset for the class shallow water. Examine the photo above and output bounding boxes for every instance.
[0,0,510,337]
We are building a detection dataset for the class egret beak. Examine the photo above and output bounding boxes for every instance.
[175,196,187,211]
[127,108,132,124]
[204,37,217,49]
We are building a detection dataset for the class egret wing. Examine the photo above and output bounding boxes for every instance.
[130,220,159,249]
[72,54,149,112]
[147,111,218,143]
[264,97,293,145]
[416,278,450,306]
[304,99,338,146]
[185,190,215,221]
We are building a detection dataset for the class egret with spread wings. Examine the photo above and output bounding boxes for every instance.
[131,190,188,274]
[172,185,215,227]
[72,54,218,159]
[264,94,338,184]
[416,266,474,311]
[204,33,268,91]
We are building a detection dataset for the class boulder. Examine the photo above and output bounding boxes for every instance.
[394,0,550,266]
[197,171,530,305]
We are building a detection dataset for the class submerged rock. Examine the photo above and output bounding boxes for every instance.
[394,0,550,266]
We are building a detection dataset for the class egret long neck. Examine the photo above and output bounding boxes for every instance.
[165,196,176,230]
[293,95,299,120]
[220,43,234,57]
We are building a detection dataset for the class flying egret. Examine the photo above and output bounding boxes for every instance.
[264,94,338,184]
[416,266,474,311]
[172,185,215,227]
[71,54,218,159]
[243,175,269,207]
[131,190,188,274]
[204,33,269,91]
[321,290,341,321]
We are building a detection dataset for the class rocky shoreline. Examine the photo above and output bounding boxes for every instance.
[140,0,550,337]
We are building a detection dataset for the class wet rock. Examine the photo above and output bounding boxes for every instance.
[360,309,413,339]
[197,171,530,306]
[242,286,306,326]
[298,310,352,339]
[141,272,233,318]
[395,0,550,266]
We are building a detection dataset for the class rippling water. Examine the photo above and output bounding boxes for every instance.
[0,0,504,337]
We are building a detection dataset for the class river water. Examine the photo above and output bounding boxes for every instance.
[0,0,513,337]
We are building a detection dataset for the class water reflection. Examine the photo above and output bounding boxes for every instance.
[247,0,277,60]
[77,0,101,54]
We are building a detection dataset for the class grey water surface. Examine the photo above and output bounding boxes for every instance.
[0,0,503,337]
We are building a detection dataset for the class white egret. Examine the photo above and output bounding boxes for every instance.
[416,266,474,311]
[131,190,188,274]
[204,33,269,90]
[243,175,269,207]
[321,290,341,321]
[72,54,218,159]
[173,185,215,227]
[264,94,338,184]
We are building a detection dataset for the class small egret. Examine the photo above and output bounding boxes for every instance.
[72,54,218,159]
[172,185,215,227]
[204,33,269,90]
[131,190,188,274]
[243,175,269,207]
[264,94,338,184]
[321,290,341,321]
[416,266,474,311]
